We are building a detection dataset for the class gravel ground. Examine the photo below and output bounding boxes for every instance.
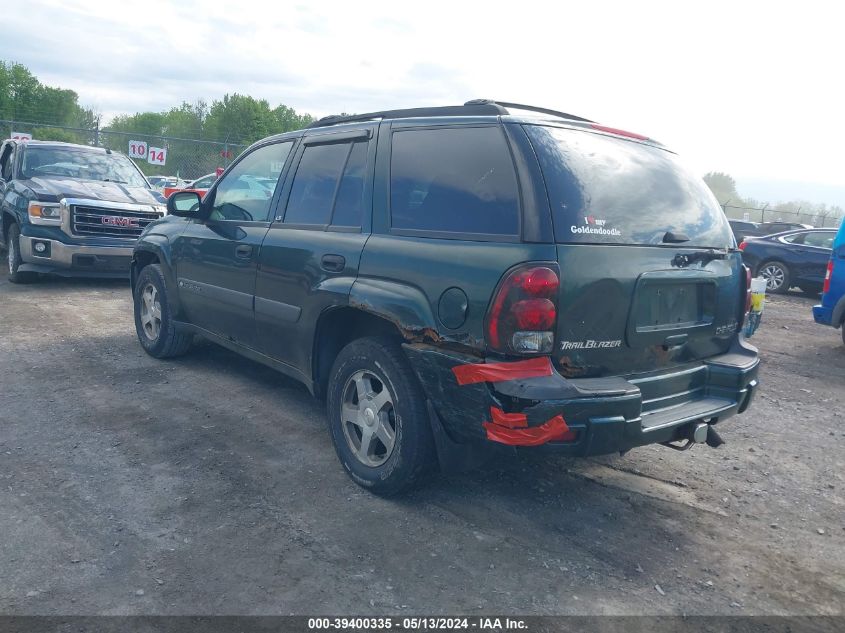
[0,276,843,616]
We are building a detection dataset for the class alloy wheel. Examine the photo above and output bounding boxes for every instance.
[139,283,162,340]
[8,237,15,275]
[760,264,785,291]
[340,370,397,467]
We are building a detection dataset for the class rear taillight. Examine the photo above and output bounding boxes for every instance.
[823,260,834,294]
[487,264,559,355]
[738,240,747,251]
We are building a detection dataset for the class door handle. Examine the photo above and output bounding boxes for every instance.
[321,254,346,272]
[235,244,253,259]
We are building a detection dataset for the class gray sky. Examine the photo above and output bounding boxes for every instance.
[6,0,843,204]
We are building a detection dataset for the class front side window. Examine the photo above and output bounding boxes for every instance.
[20,147,148,187]
[390,126,520,236]
[209,141,292,222]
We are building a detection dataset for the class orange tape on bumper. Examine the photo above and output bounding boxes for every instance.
[452,357,553,386]
[483,414,576,447]
[489,406,528,428]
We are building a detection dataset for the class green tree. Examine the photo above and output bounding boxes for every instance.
[0,61,97,133]
[702,171,739,205]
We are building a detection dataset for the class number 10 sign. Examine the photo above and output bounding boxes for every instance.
[128,140,147,159]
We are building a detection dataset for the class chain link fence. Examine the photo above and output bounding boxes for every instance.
[722,203,843,229]
[2,119,247,184]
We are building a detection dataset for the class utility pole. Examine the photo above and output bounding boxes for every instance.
[761,203,768,223]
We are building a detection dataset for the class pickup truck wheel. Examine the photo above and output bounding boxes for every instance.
[133,263,192,358]
[758,261,790,294]
[327,336,435,496]
[7,224,36,284]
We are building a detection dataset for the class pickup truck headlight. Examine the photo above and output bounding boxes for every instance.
[28,202,63,225]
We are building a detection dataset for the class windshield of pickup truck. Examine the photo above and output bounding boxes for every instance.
[20,147,149,188]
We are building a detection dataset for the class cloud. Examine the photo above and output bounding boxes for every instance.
[4,0,845,192]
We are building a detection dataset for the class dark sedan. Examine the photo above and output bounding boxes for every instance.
[739,228,837,293]
[728,219,763,243]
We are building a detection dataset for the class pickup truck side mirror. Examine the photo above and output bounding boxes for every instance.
[167,191,202,217]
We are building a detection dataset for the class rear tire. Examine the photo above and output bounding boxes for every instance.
[326,336,435,496]
[7,224,36,284]
[758,260,790,294]
[133,263,193,358]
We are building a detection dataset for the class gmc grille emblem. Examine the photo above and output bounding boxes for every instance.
[101,216,140,228]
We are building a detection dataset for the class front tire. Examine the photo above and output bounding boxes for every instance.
[758,260,791,294]
[133,263,192,358]
[326,336,435,496]
[7,223,36,284]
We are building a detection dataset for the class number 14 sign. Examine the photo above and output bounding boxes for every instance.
[147,147,167,166]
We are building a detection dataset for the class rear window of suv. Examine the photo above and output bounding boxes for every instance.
[524,125,733,248]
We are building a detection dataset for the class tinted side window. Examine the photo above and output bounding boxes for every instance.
[0,143,12,180]
[390,127,519,236]
[210,141,292,222]
[284,142,350,225]
[331,141,367,227]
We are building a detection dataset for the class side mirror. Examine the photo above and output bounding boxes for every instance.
[167,190,202,216]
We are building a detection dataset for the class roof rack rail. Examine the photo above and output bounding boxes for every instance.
[306,99,592,129]
[464,99,593,123]
[306,102,508,129]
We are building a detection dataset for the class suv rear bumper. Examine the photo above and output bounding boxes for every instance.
[405,338,759,457]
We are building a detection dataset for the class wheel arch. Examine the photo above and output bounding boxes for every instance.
[2,210,20,246]
[132,235,182,317]
[832,293,845,328]
[312,306,406,400]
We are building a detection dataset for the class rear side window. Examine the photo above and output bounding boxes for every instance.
[524,125,733,248]
[804,232,834,249]
[390,127,519,236]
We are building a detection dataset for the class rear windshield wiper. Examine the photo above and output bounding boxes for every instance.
[672,249,728,268]
[663,231,690,243]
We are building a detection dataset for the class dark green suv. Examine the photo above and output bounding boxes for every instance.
[131,100,759,495]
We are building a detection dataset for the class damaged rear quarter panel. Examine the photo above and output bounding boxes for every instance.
[356,234,556,354]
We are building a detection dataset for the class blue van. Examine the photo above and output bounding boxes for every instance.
[812,220,845,344]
